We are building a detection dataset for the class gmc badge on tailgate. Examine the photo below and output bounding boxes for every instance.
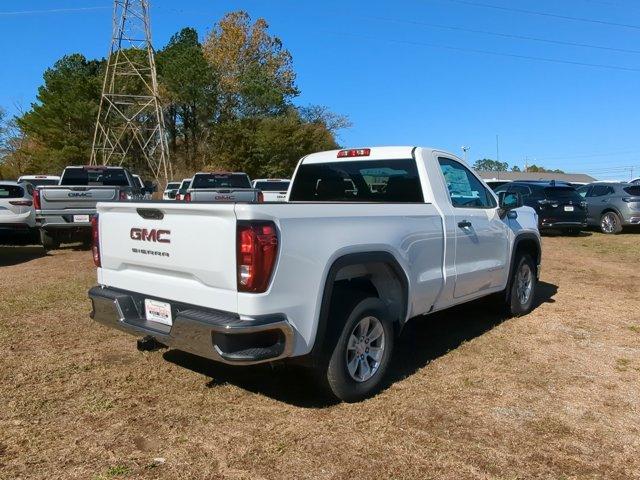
[130,228,171,243]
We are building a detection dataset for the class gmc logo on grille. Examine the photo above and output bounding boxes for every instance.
[130,228,171,243]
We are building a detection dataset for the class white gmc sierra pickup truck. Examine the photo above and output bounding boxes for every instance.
[89,146,541,402]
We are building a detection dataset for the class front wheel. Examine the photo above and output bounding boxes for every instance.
[324,297,394,402]
[507,254,537,317]
[600,211,623,234]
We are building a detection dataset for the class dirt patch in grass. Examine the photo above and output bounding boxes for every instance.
[0,235,639,479]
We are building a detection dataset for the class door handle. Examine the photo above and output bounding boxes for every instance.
[458,220,472,229]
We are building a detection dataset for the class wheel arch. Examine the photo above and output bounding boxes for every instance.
[600,206,623,217]
[506,233,541,294]
[310,251,409,361]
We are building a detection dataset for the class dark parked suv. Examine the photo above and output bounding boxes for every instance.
[576,182,640,234]
[494,181,587,234]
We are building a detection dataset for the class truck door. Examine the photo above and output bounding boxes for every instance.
[437,157,510,299]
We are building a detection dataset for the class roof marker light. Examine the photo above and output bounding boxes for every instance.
[337,148,371,158]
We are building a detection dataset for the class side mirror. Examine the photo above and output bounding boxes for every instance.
[498,191,523,210]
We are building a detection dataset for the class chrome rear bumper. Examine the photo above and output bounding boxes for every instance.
[88,286,294,365]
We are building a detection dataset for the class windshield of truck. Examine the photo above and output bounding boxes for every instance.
[191,173,251,189]
[166,182,180,190]
[254,181,290,192]
[0,185,24,198]
[544,186,582,202]
[60,168,129,187]
[289,159,424,202]
[179,180,191,191]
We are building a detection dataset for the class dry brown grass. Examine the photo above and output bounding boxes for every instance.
[0,232,639,479]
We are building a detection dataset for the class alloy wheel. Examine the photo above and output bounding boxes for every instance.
[516,263,533,305]
[601,213,617,234]
[345,316,385,382]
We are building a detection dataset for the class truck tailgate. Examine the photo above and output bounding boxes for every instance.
[40,186,118,210]
[97,202,238,313]
[190,189,259,202]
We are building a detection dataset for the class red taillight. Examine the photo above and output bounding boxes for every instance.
[91,215,101,267]
[9,200,33,206]
[32,189,41,210]
[257,191,264,203]
[119,190,129,201]
[337,148,371,158]
[184,193,191,202]
[237,222,278,293]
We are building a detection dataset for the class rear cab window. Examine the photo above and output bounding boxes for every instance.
[23,179,59,187]
[191,173,251,189]
[255,181,290,192]
[0,185,24,198]
[289,159,424,202]
[60,167,130,187]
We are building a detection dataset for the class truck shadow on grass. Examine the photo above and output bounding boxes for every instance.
[0,245,46,267]
[163,281,558,408]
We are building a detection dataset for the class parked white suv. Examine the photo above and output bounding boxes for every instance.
[0,181,36,233]
[89,146,541,401]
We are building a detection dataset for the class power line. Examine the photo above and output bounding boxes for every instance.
[0,6,110,16]
[443,0,640,31]
[366,16,640,55]
[331,32,640,72]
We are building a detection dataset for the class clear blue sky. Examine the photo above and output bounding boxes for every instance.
[1,0,639,180]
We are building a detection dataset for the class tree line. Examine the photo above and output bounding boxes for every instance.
[0,11,348,182]
[473,158,564,174]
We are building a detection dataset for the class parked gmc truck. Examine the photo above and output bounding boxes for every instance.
[184,172,261,203]
[89,147,541,402]
[36,165,147,250]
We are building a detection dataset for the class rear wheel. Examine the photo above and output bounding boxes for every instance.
[40,229,60,251]
[323,296,394,402]
[506,254,537,317]
[600,211,622,234]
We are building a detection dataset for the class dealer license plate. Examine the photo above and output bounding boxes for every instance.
[144,299,172,326]
[73,214,90,223]
[564,206,574,212]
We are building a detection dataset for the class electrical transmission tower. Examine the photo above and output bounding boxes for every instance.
[90,0,171,184]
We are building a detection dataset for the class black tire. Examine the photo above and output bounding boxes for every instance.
[40,229,60,251]
[600,211,623,234]
[323,296,395,402]
[506,253,537,317]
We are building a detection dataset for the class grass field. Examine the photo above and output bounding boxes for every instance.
[0,232,639,479]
